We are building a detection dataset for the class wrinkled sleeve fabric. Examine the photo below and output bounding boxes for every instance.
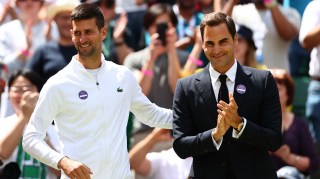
[22,80,64,170]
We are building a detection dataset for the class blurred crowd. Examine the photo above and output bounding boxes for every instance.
[0,0,319,178]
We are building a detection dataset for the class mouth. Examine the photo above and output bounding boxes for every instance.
[212,54,224,58]
[79,44,90,48]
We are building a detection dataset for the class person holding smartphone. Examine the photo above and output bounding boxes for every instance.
[124,3,189,132]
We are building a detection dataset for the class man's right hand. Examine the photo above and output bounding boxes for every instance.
[58,157,93,179]
[212,115,230,141]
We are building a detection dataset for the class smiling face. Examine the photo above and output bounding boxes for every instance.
[71,18,107,64]
[9,76,37,114]
[16,0,42,18]
[202,23,237,74]
[55,11,73,42]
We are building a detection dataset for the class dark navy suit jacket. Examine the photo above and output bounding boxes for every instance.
[172,63,282,179]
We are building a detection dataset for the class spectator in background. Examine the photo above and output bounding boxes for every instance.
[26,0,79,83]
[124,3,188,110]
[0,0,17,25]
[0,69,60,179]
[115,0,147,51]
[286,0,312,77]
[270,68,319,178]
[173,0,207,67]
[124,3,188,134]
[235,24,267,69]
[299,0,320,145]
[0,0,58,75]
[129,128,192,179]
[216,0,300,72]
[92,0,133,65]
[195,0,213,14]
[0,0,58,121]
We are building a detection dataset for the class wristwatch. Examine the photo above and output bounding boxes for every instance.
[237,121,244,131]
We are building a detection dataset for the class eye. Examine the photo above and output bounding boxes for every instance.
[85,30,93,35]
[220,40,228,45]
[73,31,81,36]
[205,42,214,47]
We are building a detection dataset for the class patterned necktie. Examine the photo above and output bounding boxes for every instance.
[218,74,229,103]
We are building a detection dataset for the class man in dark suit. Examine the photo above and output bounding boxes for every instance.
[172,12,282,179]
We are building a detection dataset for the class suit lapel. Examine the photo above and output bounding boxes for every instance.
[195,66,217,110]
[233,62,253,109]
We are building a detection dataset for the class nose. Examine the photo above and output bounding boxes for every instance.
[79,35,87,43]
[211,45,222,54]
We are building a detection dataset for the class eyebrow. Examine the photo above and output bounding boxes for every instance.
[205,37,229,44]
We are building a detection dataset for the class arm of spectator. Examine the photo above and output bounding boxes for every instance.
[215,0,239,16]
[300,26,320,51]
[43,18,52,41]
[0,91,38,159]
[166,26,182,93]
[272,144,310,172]
[113,12,133,65]
[268,4,299,41]
[181,27,203,77]
[0,1,17,24]
[137,33,164,95]
[129,128,173,176]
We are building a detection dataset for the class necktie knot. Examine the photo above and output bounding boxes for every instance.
[218,74,229,103]
[219,74,227,84]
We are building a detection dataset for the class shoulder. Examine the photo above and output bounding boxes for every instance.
[0,20,21,35]
[179,67,207,85]
[124,47,150,66]
[242,65,271,78]
[105,61,136,79]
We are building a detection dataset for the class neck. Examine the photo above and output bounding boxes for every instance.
[77,54,102,69]
[282,112,293,130]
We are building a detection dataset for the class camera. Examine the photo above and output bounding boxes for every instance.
[0,162,21,179]
[156,22,168,46]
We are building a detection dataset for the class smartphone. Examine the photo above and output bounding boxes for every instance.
[156,22,168,46]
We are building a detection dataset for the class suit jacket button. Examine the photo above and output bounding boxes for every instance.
[221,163,226,167]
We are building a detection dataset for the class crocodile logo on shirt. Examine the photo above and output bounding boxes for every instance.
[117,87,123,92]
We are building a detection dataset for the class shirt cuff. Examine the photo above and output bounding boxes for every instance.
[232,117,247,139]
[211,128,223,150]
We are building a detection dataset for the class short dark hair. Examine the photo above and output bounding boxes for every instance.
[8,69,44,92]
[200,12,236,41]
[71,3,105,30]
[270,69,295,106]
[143,3,178,30]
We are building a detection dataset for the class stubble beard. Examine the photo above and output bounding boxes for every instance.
[77,46,96,58]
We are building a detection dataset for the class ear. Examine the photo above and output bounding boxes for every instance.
[101,26,107,40]
[234,33,239,45]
